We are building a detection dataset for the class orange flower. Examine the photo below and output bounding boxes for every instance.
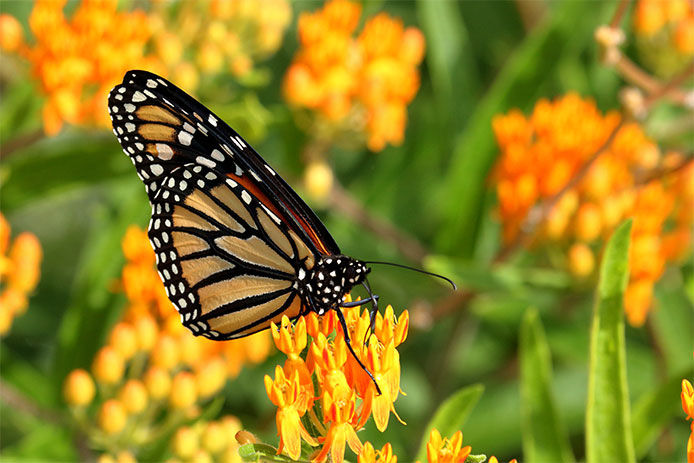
[422,429,471,463]
[264,366,317,460]
[683,378,694,463]
[359,442,397,463]
[283,0,425,152]
[314,385,362,463]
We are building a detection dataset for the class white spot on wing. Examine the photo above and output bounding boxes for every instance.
[132,91,146,102]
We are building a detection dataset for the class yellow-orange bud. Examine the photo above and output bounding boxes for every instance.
[63,369,96,406]
[151,334,179,370]
[118,379,148,414]
[92,346,125,384]
[304,161,334,202]
[568,243,595,277]
[109,322,137,360]
[196,357,227,399]
[144,366,171,400]
[173,426,199,459]
[98,399,127,435]
[191,449,213,463]
[115,451,136,463]
[575,203,602,241]
[0,14,24,52]
[198,42,224,73]
[170,371,197,409]
[8,232,42,292]
[133,314,158,351]
[201,421,228,454]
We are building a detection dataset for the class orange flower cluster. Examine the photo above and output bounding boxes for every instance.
[63,225,270,460]
[492,93,693,326]
[634,0,694,54]
[283,0,425,152]
[0,213,42,335]
[682,378,694,463]
[1,0,291,136]
[0,0,154,135]
[149,0,291,92]
[265,303,409,463]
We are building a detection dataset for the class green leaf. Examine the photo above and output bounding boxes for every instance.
[414,383,484,462]
[631,367,694,458]
[238,443,304,462]
[586,219,635,463]
[520,308,574,463]
[54,180,149,380]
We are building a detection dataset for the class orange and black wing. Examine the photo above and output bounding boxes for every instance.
[107,70,337,338]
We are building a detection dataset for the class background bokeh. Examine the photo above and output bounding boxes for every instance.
[1,1,692,462]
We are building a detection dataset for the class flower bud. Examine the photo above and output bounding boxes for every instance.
[109,322,137,360]
[63,369,95,406]
[568,243,595,277]
[201,421,228,454]
[144,365,171,400]
[118,379,148,414]
[98,399,127,434]
[92,346,125,384]
[170,371,197,409]
[173,426,199,459]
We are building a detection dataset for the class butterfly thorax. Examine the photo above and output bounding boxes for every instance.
[298,255,370,315]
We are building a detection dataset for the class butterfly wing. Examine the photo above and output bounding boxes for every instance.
[148,162,314,338]
[108,70,340,256]
[107,70,337,338]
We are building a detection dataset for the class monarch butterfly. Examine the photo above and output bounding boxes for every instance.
[108,70,452,391]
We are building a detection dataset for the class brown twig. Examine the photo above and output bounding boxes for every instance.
[615,55,692,106]
[633,153,694,186]
[0,128,45,159]
[0,378,62,425]
[610,0,632,28]
[328,181,429,264]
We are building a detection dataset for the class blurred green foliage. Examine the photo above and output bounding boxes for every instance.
[1,1,692,462]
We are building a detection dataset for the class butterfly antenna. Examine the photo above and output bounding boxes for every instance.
[363,260,457,290]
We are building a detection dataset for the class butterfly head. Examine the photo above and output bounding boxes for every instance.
[300,255,370,315]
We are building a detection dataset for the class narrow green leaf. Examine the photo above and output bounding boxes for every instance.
[632,367,694,458]
[414,383,484,462]
[586,219,635,463]
[520,308,574,463]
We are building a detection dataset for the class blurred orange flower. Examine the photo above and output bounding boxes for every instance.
[0,213,42,335]
[2,0,291,136]
[492,93,694,326]
[284,0,425,152]
[1,0,154,135]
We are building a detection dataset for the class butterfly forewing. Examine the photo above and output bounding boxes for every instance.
[108,70,340,256]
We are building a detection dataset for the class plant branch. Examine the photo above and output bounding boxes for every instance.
[328,180,429,265]
[0,129,45,159]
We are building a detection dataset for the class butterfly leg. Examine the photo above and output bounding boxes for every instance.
[335,307,382,396]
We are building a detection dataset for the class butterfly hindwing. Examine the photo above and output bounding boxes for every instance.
[149,162,308,339]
